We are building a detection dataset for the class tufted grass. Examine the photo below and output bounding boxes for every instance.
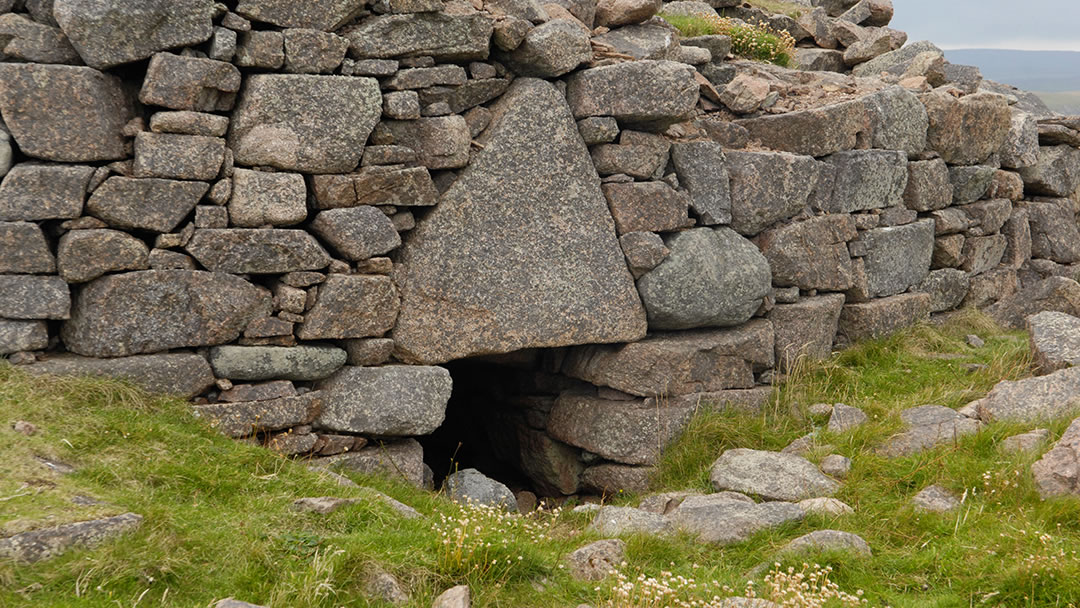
[658,12,798,67]
[5,309,1080,607]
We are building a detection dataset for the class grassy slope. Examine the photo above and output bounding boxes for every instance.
[3,311,1080,607]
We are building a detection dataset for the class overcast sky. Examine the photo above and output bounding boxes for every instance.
[890,0,1080,51]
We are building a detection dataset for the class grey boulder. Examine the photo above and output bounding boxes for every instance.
[444,468,517,511]
[1028,311,1080,375]
[314,365,451,435]
[709,449,840,501]
[666,493,805,545]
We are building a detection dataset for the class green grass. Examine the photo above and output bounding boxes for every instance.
[5,310,1080,606]
[658,12,797,68]
[741,0,808,19]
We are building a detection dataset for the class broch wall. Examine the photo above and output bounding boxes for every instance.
[2,0,1079,495]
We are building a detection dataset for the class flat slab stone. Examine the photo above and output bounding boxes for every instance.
[911,485,960,513]
[236,0,367,30]
[208,344,347,381]
[565,539,625,581]
[314,438,426,487]
[314,365,451,436]
[392,78,646,364]
[709,449,839,501]
[0,275,70,320]
[837,292,931,344]
[185,229,331,274]
[768,294,845,371]
[1032,417,1080,498]
[194,392,321,438]
[735,97,869,157]
[26,353,215,398]
[0,513,142,563]
[1001,428,1050,454]
[879,405,980,457]
[1028,311,1080,375]
[0,64,134,162]
[62,270,271,357]
[547,392,695,465]
[666,493,804,545]
[228,74,381,174]
[54,0,213,68]
[561,320,774,397]
[343,12,493,61]
[971,366,1080,424]
[637,227,771,331]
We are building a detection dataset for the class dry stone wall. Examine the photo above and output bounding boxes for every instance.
[1,0,1079,495]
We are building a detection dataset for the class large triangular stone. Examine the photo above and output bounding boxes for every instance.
[392,78,646,364]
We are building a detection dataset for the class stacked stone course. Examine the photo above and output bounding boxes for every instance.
[1,0,1078,496]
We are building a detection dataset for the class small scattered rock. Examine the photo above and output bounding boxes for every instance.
[12,420,37,436]
[588,505,671,536]
[779,530,871,556]
[432,585,470,608]
[0,513,142,562]
[798,497,854,516]
[827,404,868,433]
[1032,418,1080,498]
[710,448,840,501]
[1000,429,1050,454]
[912,485,961,513]
[565,539,625,581]
[820,454,852,479]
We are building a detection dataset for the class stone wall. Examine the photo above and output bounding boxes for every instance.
[2,0,1079,495]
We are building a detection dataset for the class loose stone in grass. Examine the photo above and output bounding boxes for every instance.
[363,567,410,606]
[820,454,852,479]
[879,405,980,457]
[798,497,854,516]
[0,512,142,562]
[710,448,840,501]
[966,334,985,348]
[588,505,672,536]
[443,468,517,511]
[215,599,267,608]
[971,367,1080,424]
[779,530,871,556]
[292,496,360,515]
[1027,311,1080,374]
[912,485,960,513]
[827,403,868,432]
[432,585,470,608]
[666,493,805,545]
[565,539,625,581]
[1032,417,1080,498]
[1000,428,1050,454]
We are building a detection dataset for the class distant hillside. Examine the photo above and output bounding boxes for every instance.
[945,48,1080,114]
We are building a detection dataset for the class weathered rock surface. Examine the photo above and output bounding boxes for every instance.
[208,344,347,381]
[972,366,1080,423]
[565,60,698,128]
[236,0,367,30]
[228,169,307,228]
[780,530,871,556]
[669,142,730,225]
[923,90,1011,166]
[0,64,134,162]
[310,207,401,261]
[726,151,822,235]
[57,229,149,283]
[987,277,1080,329]
[0,275,70,320]
[912,485,960,513]
[0,513,142,563]
[26,353,214,398]
[709,449,839,501]
[314,365,451,435]
[0,319,48,354]
[194,392,321,437]
[343,12,493,61]
[444,468,517,511]
[497,20,592,78]
[0,222,55,274]
[821,150,908,213]
[1032,418,1080,498]
[736,97,868,157]
[432,586,470,608]
[837,293,931,344]
[139,52,241,112]
[799,497,854,516]
[62,270,271,357]
[879,405,979,457]
[299,274,400,340]
[314,439,426,486]
[828,403,868,433]
[565,539,625,581]
[1019,145,1080,197]
[0,164,94,221]
[637,227,771,331]
[768,295,845,371]
[588,505,672,536]
[229,74,381,173]
[0,12,81,64]
[1023,201,1080,264]
[666,493,805,545]
[757,216,856,291]
[88,177,208,233]
[1028,311,1080,375]
[186,229,331,274]
[393,78,645,364]
[547,392,693,465]
[855,219,934,298]
[903,158,952,212]
[1001,428,1050,454]
[562,320,772,396]
[53,0,212,68]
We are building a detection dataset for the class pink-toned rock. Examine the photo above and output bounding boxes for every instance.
[594,0,661,28]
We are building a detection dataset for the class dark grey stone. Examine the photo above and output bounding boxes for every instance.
[949,165,995,204]
[195,392,321,438]
[820,150,907,213]
[862,86,928,156]
[1019,145,1080,197]
[1024,201,1080,264]
[915,268,970,312]
[54,0,213,68]
[0,513,142,563]
[229,74,382,174]
[637,227,771,330]
[62,270,271,357]
[0,12,80,64]
[0,319,48,355]
[781,530,871,556]
[392,78,646,364]
[1028,311,1080,375]
[208,344,347,381]
[548,393,694,465]
[854,219,934,298]
[236,0,366,30]
[444,468,517,510]
[726,150,822,235]
[185,229,330,274]
[497,19,591,77]
[343,12,493,61]
[902,158,952,212]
